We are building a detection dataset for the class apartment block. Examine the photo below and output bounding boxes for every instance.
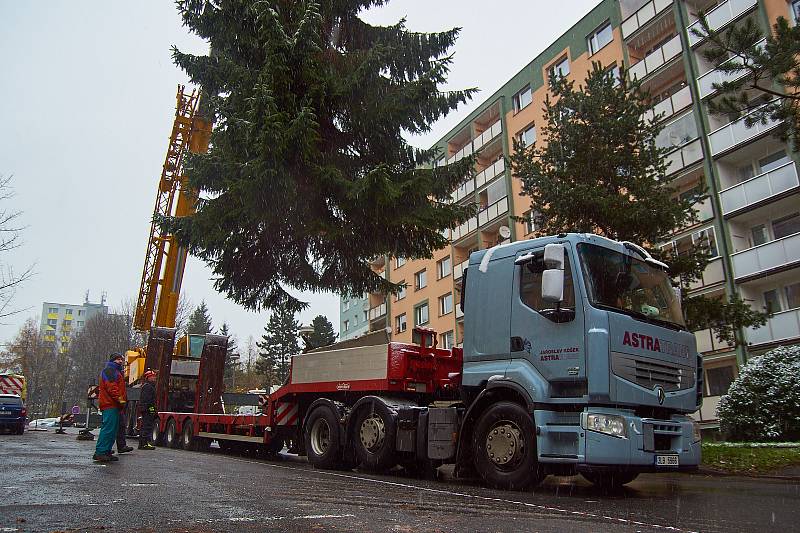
[40,298,109,353]
[341,0,800,425]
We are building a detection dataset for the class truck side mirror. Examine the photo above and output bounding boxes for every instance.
[542,269,564,303]
[543,243,564,269]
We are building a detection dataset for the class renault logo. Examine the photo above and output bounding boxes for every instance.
[655,385,665,405]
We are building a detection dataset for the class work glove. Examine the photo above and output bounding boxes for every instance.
[119,400,126,406]
[148,405,156,415]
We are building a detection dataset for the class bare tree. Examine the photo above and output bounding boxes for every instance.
[0,318,58,417]
[174,292,192,337]
[0,175,34,322]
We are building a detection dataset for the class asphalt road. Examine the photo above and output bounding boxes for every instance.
[1,430,799,532]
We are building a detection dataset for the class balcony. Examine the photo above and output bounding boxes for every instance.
[696,39,765,99]
[720,161,799,216]
[621,0,674,39]
[642,85,693,124]
[731,232,800,280]
[446,141,473,166]
[687,0,758,47]
[628,34,682,82]
[451,178,475,203]
[451,215,479,241]
[664,138,704,175]
[475,158,505,189]
[473,121,502,152]
[694,327,733,353]
[477,196,509,227]
[368,302,387,321]
[453,258,469,281]
[708,100,782,156]
[687,257,725,291]
[747,307,800,346]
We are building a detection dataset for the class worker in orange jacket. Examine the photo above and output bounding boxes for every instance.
[93,353,127,462]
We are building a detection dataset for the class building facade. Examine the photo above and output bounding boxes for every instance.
[341,0,800,424]
[40,298,109,353]
[339,293,371,341]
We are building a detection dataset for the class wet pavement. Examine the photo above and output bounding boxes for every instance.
[1,430,799,532]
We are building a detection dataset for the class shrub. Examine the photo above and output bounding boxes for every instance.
[717,345,800,441]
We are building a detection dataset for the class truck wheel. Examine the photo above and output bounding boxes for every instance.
[305,407,342,469]
[152,418,163,446]
[181,420,195,451]
[473,402,542,490]
[352,401,397,472]
[164,419,179,448]
[582,471,638,491]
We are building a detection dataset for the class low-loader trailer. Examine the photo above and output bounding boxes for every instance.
[150,233,702,490]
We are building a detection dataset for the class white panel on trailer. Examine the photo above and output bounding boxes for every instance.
[290,344,390,384]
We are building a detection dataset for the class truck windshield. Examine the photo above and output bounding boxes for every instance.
[577,243,685,329]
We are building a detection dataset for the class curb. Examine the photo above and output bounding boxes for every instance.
[696,467,800,481]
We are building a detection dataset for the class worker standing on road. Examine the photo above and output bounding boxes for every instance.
[93,353,127,463]
[138,369,158,450]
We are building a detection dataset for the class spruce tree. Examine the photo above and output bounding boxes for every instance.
[305,314,337,350]
[511,63,765,345]
[256,307,301,388]
[694,15,800,151]
[186,301,213,334]
[167,0,477,313]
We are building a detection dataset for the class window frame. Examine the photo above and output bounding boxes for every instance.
[516,123,536,148]
[440,330,454,349]
[512,85,533,113]
[439,292,453,316]
[414,302,430,326]
[396,313,408,333]
[437,256,451,279]
[396,280,406,301]
[587,20,613,55]
[395,257,406,268]
[549,56,570,80]
[414,269,427,291]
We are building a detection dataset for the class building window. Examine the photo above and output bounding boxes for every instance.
[65,309,72,315]
[440,330,454,349]
[363,310,368,322]
[549,56,570,80]
[605,64,621,86]
[396,313,407,333]
[63,320,72,326]
[395,257,406,268]
[706,365,736,397]
[48,307,58,314]
[785,282,800,309]
[792,0,800,22]
[396,281,406,301]
[516,124,536,147]
[343,300,350,311]
[343,320,349,332]
[587,21,613,55]
[523,210,542,235]
[513,85,532,113]
[415,269,427,290]
[751,224,769,247]
[763,289,782,314]
[77,310,84,316]
[77,321,84,327]
[353,315,359,326]
[439,293,453,316]
[669,226,718,259]
[772,212,800,240]
[415,303,429,326]
[47,319,57,327]
[437,257,451,279]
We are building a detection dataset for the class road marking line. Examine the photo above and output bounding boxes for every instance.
[226,456,698,533]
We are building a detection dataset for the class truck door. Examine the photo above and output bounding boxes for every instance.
[509,243,587,396]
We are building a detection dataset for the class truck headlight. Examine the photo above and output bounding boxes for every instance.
[583,413,627,438]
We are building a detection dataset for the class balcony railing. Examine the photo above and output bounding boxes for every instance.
[697,39,765,99]
[642,85,693,124]
[453,258,469,280]
[731,231,800,280]
[455,305,464,319]
[687,0,758,47]
[664,138,704,175]
[368,302,387,321]
[451,178,475,203]
[694,326,733,353]
[621,0,673,39]
[476,158,505,189]
[708,100,782,156]
[446,120,502,166]
[628,34,682,81]
[451,215,479,241]
[720,161,798,215]
[473,120,503,152]
[687,257,725,291]
[477,196,509,227]
[746,307,800,346]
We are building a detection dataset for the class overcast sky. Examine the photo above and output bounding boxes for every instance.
[0,0,599,346]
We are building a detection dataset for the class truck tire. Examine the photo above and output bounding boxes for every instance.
[152,418,163,446]
[472,401,542,490]
[181,420,195,451]
[164,418,179,448]
[582,471,638,491]
[304,406,342,469]
[352,401,397,472]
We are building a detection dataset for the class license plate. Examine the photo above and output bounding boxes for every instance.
[656,455,679,467]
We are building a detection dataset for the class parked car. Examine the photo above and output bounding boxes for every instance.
[0,394,27,434]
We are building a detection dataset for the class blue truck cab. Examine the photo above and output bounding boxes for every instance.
[459,233,701,489]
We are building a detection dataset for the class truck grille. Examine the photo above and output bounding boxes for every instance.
[612,353,694,392]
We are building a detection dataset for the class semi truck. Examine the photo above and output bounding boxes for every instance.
[147,232,702,490]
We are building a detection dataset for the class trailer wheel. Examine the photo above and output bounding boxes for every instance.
[352,402,397,472]
[164,418,179,448]
[181,420,195,451]
[152,418,162,446]
[473,402,542,490]
[582,471,638,491]
[304,407,342,469]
